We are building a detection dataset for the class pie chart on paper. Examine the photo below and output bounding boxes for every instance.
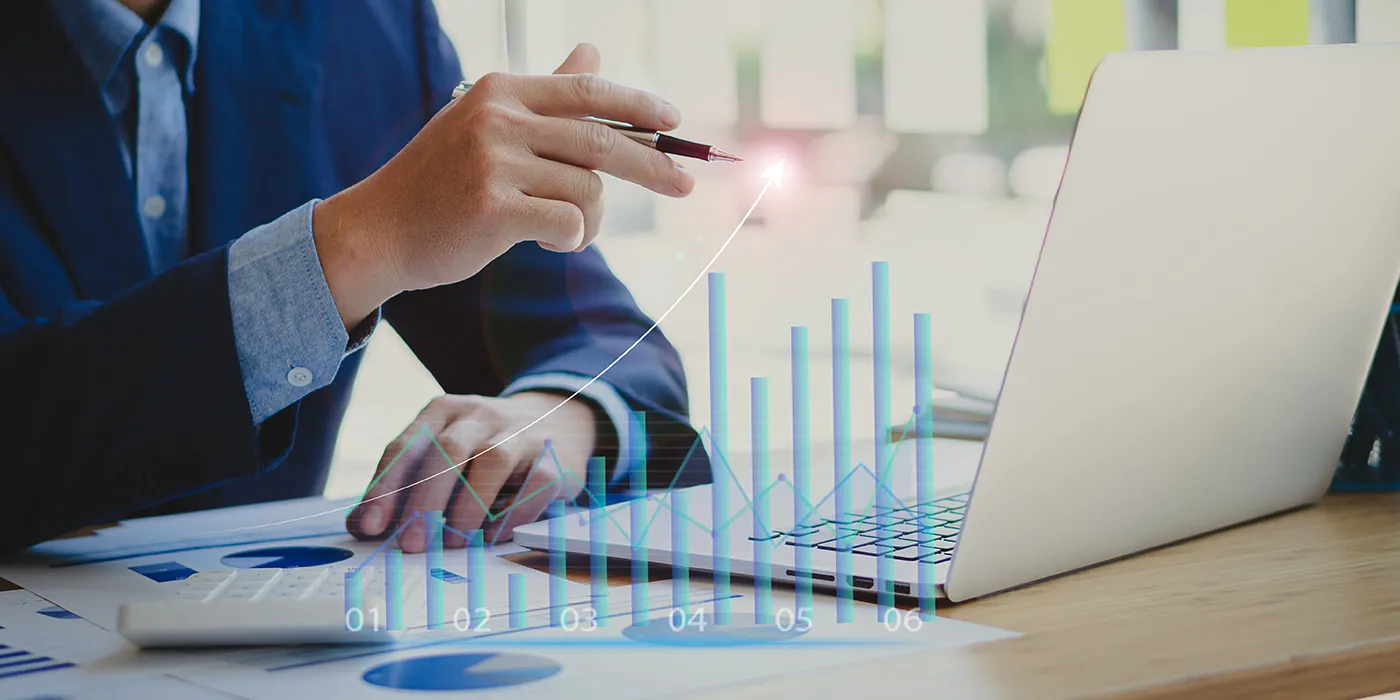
[362,652,562,691]
[219,546,354,569]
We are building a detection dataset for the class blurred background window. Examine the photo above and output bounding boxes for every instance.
[325,0,1392,498]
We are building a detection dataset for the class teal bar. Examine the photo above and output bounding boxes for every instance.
[588,456,609,625]
[547,500,567,627]
[832,298,854,622]
[751,377,772,625]
[508,574,526,629]
[344,570,362,632]
[708,272,731,625]
[791,326,813,614]
[872,262,895,616]
[467,530,485,615]
[386,549,404,631]
[671,488,690,614]
[914,312,937,621]
[629,411,650,626]
[426,511,444,630]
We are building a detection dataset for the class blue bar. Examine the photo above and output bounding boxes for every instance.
[872,261,894,616]
[751,377,772,625]
[914,312,937,621]
[547,500,567,627]
[426,511,444,630]
[467,530,485,615]
[791,326,813,615]
[671,488,690,614]
[832,298,854,622]
[386,549,404,631]
[708,272,731,625]
[508,574,526,629]
[629,411,650,626]
[588,456,609,625]
[344,570,362,632]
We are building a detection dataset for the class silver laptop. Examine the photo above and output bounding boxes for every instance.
[516,44,1400,603]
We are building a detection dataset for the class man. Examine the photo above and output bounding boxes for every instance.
[0,0,711,555]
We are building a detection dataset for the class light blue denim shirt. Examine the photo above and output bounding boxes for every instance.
[50,0,637,479]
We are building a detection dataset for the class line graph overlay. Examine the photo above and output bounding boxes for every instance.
[216,161,786,534]
[328,403,923,562]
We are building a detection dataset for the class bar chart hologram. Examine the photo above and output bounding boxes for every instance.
[547,499,567,626]
[709,271,732,625]
[832,297,855,622]
[588,455,609,625]
[914,312,937,620]
[792,325,814,614]
[630,410,650,627]
[333,261,949,636]
[426,510,444,630]
[751,376,773,625]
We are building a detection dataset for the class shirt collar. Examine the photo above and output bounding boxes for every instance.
[49,0,200,99]
[160,0,200,90]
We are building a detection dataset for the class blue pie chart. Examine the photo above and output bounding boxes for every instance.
[362,653,561,691]
[219,546,353,569]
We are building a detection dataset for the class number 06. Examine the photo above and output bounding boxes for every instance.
[882,609,924,632]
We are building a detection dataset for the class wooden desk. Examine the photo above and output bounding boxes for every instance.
[674,493,1400,700]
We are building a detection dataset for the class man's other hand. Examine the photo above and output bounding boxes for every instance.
[345,391,596,552]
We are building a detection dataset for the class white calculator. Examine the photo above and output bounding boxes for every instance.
[117,566,422,647]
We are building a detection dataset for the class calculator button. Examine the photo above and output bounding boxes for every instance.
[224,582,270,596]
[231,570,280,582]
[263,590,307,600]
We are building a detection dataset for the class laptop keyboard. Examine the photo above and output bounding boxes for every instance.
[747,493,967,564]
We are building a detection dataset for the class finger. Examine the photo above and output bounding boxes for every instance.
[483,444,566,543]
[507,194,586,252]
[528,116,694,197]
[347,411,448,539]
[510,73,680,132]
[515,160,604,251]
[444,437,526,546]
[553,43,600,76]
[397,417,498,553]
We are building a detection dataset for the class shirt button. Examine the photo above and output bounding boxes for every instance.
[144,42,164,67]
[142,195,166,218]
[287,367,314,387]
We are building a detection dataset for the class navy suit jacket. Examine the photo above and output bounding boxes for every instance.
[0,0,710,554]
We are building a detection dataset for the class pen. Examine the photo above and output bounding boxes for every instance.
[452,80,742,163]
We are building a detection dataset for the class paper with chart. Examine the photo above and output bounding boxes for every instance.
[176,585,1017,700]
[0,590,229,700]
[23,497,357,566]
[0,497,588,633]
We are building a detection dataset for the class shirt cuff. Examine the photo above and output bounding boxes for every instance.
[501,373,635,484]
[227,199,380,424]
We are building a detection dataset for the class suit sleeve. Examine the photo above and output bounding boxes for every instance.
[384,0,711,494]
[0,200,297,555]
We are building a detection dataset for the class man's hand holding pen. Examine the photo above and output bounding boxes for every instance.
[311,43,697,331]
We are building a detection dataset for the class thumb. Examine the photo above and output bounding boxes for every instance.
[554,42,600,75]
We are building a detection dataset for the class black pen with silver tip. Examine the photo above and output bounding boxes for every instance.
[452,80,742,163]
